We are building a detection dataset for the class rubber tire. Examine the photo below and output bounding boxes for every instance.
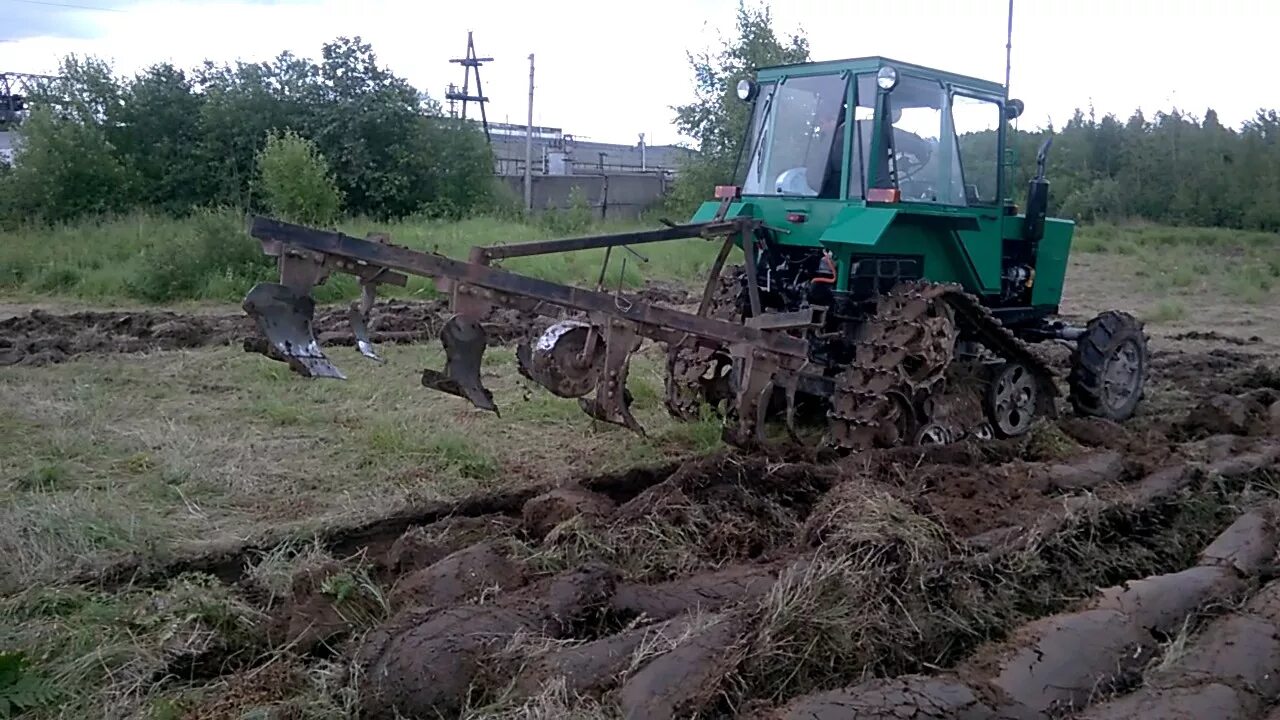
[1068,310,1149,421]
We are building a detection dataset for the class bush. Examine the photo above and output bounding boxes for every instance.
[126,209,273,302]
[1,108,135,226]
[255,129,343,226]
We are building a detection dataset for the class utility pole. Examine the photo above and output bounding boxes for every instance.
[1004,0,1014,98]
[524,53,535,213]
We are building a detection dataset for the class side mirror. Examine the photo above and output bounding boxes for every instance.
[1005,99,1025,120]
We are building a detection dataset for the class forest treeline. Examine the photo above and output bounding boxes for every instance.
[2,15,1279,233]
[0,36,502,227]
[670,5,1280,232]
[1001,106,1280,231]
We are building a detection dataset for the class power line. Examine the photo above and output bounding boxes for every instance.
[4,0,127,12]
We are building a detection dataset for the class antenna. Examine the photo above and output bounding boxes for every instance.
[1004,0,1014,98]
[446,31,494,143]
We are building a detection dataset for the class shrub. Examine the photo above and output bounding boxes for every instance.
[126,209,273,302]
[255,129,343,226]
[1,108,135,226]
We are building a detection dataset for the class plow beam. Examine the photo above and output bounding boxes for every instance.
[246,217,807,359]
[244,216,814,430]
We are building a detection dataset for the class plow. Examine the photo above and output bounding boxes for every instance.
[241,55,1149,451]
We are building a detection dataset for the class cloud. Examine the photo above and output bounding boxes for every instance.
[0,0,314,43]
[0,2,117,42]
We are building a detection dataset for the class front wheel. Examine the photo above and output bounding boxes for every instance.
[1068,310,1148,421]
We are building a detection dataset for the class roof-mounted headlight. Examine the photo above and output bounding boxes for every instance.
[736,79,758,101]
[876,65,899,91]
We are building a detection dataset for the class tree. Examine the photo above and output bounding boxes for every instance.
[667,0,809,213]
[256,129,343,226]
[112,63,207,213]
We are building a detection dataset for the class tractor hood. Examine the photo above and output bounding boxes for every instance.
[817,205,898,248]
[689,200,900,248]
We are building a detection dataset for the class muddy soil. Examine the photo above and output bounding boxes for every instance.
[0,277,695,367]
[157,344,1277,718]
[11,297,1280,718]
[0,299,534,366]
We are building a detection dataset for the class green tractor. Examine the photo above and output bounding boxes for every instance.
[665,56,1148,446]
[240,55,1148,451]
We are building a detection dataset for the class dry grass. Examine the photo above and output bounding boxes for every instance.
[0,341,718,591]
[458,676,619,720]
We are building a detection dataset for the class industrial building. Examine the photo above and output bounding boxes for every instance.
[482,121,696,177]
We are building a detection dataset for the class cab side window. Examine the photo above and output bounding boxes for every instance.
[952,94,1002,205]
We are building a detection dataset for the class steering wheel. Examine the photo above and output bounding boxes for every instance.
[893,129,933,182]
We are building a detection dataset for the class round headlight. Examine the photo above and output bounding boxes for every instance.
[736,79,756,101]
[876,65,898,91]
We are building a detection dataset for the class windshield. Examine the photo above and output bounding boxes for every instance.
[886,75,964,204]
[741,73,849,198]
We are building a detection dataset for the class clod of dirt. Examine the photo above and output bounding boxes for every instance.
[383,516,518,575]
[270,559,377,654]
[1090,566,1244,632]
[358,563,618,719]
[1031,450,1126,492]
[916,463,1052,538]
[388,540,525,611]
[611,562,783,621]
[961,608,1150,714]
[617,613,749,720]
[1207,444,1280,480]
[1083,573,1280,719]
[1057,417,1132,449]
[1198,510,1277,573]
[514,615,699,697]
[1075,683,1260,720]
[1184,394,1269,437]
[522,487,616,540]
[768,675,1032,720]
[1154,614,1280,696]
[1269,402,1280,437]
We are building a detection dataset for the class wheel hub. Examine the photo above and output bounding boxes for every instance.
[988,361,1038,437]
[1102,338,1143,414]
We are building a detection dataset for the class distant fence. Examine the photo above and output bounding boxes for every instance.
[498,173,670,220]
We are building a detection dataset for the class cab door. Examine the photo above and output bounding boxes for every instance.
[950,91,1008,294]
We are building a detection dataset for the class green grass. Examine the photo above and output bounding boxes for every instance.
[1143,299,1189,324]
[0,342,717,592]
[1075,222,1280,303]
[0,210,723,305]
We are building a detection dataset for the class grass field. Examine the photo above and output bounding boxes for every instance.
[2,212,1276,311]
[0,210,725,307]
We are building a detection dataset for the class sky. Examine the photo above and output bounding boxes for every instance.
[2,0,1277,147]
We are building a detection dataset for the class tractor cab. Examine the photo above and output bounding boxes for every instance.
[734,56,1017,209]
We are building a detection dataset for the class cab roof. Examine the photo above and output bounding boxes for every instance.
[754,56,1006,98]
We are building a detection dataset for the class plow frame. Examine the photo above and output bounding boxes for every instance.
[244,212,827,446]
